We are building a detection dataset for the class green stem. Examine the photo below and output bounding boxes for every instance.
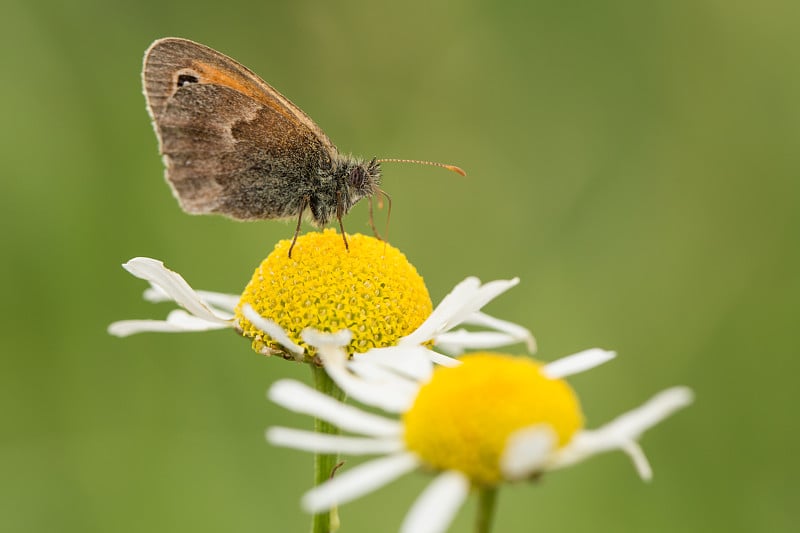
[474,486,498,533]
[310,364,346,533]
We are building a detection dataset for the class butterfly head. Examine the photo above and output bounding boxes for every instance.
[344,157,382,204]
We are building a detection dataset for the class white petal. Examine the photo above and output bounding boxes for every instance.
[400,471,470,533]
[122,258,231,322]
[348,359,422,389]
[327,359,419,413]
[268,380,402,437]
[301,328,353,349]
[107,319,196,337]
[620,440,652,481]
[108,320,170,337]
[300,330,425,413]
[436,278,520,336]
[550,386,694,473]
[458,312,536,353]
[314,342,419,413]
[436,330,526,355]
[543,349,617,379]
[595,386,694,441]
[142,285,170,302]
[107,310,231,336]
[402,278,481,345]
[426,349,462,367]
[351,345,434,382]
[302,453,420,513]
[345,357,431,406]
[400,277,519,346]
[241,305,304,356]
[500,425,558,480]
[144,287,240,314]
[267,427,404,455]
[162,309,229,330]
[196,290,241,313]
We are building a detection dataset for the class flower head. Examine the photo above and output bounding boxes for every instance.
[266,337,693,533]
[235,229,431,358]
[109,230,534,366]
[403,353,583,486]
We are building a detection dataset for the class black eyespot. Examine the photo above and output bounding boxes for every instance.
[177,74,199,87]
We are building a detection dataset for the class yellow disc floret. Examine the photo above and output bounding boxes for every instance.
[402,353,584,486]
[236,229,432,358]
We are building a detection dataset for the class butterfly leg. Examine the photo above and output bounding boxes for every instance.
[335,190,350,252]
[288,195,311,258]
[367,195,385,241]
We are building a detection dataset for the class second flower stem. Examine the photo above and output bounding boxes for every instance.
[311,364,346,533]
[475,486,498,533]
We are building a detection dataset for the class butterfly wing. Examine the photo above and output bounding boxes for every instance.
[142,38,338,220]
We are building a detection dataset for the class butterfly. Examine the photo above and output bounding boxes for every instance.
[142,38,463,256]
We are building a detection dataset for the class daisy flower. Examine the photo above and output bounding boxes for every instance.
[108,229,535,532]
[108,229,533,363]
[266,331,694,533]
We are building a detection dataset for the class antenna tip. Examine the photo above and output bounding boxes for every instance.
[445,164,467,176]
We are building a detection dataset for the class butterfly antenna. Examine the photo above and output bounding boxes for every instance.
[376,158,466,176]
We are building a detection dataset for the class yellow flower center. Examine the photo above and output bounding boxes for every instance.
[235,229,432,358]
[402,353,584,486]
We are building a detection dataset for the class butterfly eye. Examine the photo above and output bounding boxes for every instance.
[349,166,368,190]
[177,73,199,87]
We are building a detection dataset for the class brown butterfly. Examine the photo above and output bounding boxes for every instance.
[142,38,464,256]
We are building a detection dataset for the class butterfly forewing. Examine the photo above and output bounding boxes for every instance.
[142,38,338,220]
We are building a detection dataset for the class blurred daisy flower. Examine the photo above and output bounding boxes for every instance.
[266,332,693,533]
[108,229,533,363]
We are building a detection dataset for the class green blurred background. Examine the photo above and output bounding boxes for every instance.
[2,0,797,531]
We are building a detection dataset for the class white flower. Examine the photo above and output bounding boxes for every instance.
[109,257,535,366]
[241,275,534,369]
[266,334,693,533]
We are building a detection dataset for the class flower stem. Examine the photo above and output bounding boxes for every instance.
[474,486,498,533]
[310,364,346,533]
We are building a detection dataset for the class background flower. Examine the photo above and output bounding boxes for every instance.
[266,344,692,533]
